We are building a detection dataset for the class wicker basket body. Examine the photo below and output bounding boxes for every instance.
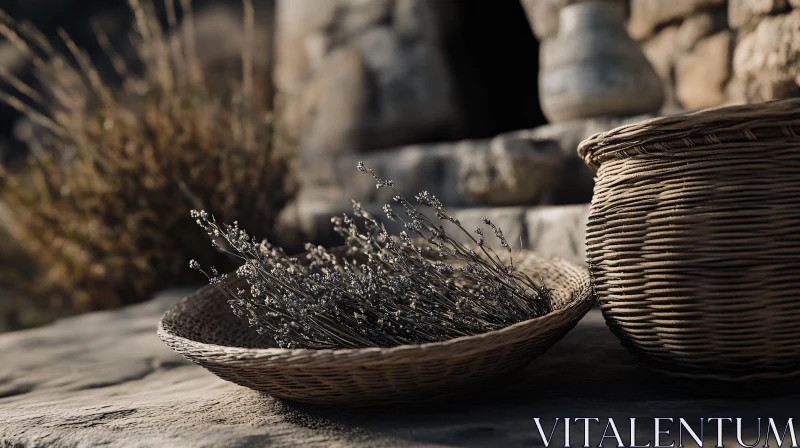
[578,99,800,381]
[158,252,592,406]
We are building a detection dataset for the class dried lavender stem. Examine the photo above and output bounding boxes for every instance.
[191,164,551,349]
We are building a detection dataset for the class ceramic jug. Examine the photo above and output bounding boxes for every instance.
[539,1,664,123]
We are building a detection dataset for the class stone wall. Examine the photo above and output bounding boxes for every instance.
[532,0,800,111]
[636,0,800,108]
[729,1,800,103]
[274,0,545,163]
[632,0,730,110]
[275,0,465,159]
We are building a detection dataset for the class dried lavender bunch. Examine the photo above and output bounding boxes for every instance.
[191,163,552,349]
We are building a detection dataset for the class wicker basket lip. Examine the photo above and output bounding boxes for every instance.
[157,289,592,365]
[577,98,800,171]
[157,255,593,362]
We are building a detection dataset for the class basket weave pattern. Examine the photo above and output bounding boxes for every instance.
[158,253,592,405]
[578,99,800,381]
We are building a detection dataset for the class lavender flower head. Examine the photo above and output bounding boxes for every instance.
[191,163,551,349]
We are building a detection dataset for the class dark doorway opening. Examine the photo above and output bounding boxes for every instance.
[448,0,546,139]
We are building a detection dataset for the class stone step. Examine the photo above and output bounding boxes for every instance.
[278,201,589,264]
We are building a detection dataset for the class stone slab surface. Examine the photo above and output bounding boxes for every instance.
[297,114,664,215]
[525,204,589,262]
[2,289,799,447]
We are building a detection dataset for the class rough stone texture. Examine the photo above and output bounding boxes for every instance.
[676,30,733,109]
[624,2,732,111]
[732,9,800,102]
[448,206,529,251]
[290,116,666,231]
[641,25,682,110]
[3,289,798,447]
[275,0,464,157]
[299,139,488,211]
[526,204,589,263]
[723,75,750,105]
[676,10,727,51]
[627,0,726,40]
[518,113,659,203]
[298,127,594,212]
[458,137,563,206]
[0,290,373,447]
[626,4,734,112]
[283,115,664,250]
[728,0,790,30]
[279,201,590,264]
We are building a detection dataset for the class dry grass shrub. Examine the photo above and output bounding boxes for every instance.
[0,0,296,310]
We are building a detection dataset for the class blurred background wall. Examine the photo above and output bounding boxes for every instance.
[4,0,798,193]
[1,0,799,332]
[3,0,799,166]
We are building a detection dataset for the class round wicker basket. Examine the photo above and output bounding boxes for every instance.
[578,98,800,381]
[158,252,593,406]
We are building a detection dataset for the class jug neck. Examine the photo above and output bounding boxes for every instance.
[559,1,626,35]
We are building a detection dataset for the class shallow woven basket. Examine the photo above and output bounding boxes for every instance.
[578,98,800,381]
[158,252,592,406]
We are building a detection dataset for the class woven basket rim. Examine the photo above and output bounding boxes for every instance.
[157,253,593,365]
[578,98,800,171]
